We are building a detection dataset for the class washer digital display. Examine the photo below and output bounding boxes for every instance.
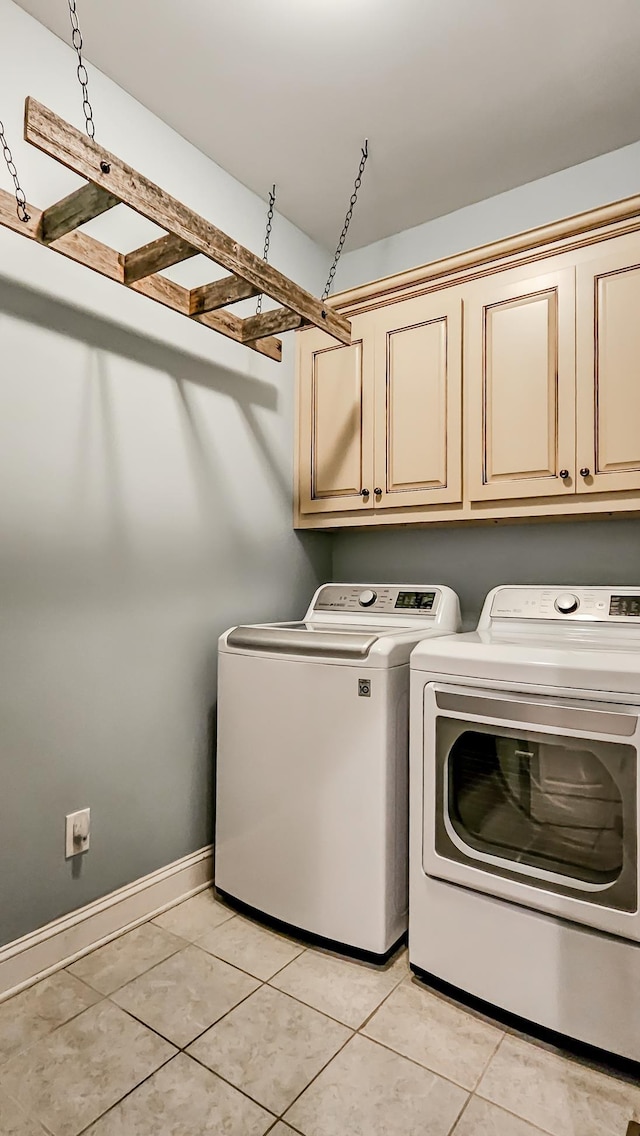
[395,591,436,611]
[610,595,640,617]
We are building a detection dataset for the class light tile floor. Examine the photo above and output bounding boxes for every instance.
[0,888,639,1136]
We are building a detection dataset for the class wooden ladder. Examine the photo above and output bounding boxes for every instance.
[0,98,352,363]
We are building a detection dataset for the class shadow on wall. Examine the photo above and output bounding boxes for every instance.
[0,275,298,607]
[332,520,640,629]
[0,276,280,402]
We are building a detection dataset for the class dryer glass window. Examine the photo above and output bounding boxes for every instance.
[443,729,630,889]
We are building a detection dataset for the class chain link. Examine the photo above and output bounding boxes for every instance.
[256,184,276,315]
[68,0,95,139]
[323,140,368,300]
[0,119,30,223]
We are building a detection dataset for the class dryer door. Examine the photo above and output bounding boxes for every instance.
[422,683,640,940]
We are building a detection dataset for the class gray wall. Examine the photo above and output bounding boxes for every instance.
[0,1,330,947]
[332,519,640,631]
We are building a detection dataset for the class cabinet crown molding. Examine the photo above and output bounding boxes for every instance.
[319,192,640,314]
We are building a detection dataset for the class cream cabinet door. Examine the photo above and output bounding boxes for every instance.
[576,235,640,494]
[465,265,576,501]
[371,292,462,508]
[297,314,374,514]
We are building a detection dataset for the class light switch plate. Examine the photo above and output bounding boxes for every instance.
[65,808,90,858]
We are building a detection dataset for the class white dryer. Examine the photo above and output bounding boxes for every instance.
[215,583,460,959]
[409,584,640,1061]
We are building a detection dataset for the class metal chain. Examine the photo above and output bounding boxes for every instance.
[323,140,368,300]
[67,0,95,139]
[256,184,276,315]
[0,120,30,222]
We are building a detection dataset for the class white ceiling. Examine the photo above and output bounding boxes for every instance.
[12,0,640,250]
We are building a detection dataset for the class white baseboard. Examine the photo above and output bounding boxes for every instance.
[0,845,213,1003]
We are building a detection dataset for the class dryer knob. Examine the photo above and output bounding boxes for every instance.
[555,593,579,614]
[359,589,377,607]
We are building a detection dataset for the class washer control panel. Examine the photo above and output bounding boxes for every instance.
[490,586,640,622]
[314,584,439,615]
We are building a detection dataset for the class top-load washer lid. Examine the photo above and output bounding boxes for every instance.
[220,584,462,666]
[226,622,392,659]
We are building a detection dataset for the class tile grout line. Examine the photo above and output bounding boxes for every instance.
[110,972,265,1053]
[0,994,124,1084]
[64,928,190,998]
[355,970,409,1034]
[472,1036,637,1136]
[350,1031,477,1095]
[278,1023,357,1123]
[184,1041,279,1121]
[265,954,407,1033]
[0,990,108,1072]
[469,1023,507,1092]
[465,1091,557,1136]
[150,905,236,937]
[443,1086,474,1136]
[194,939,308,985]
[72,1047,179,1136]
[96,935,268,1008]
[1,1082,57,1136]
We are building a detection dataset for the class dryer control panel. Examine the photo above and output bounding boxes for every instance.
[489,586,640,622]
[314,584,440,615]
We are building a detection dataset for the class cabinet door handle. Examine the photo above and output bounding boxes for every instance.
[361,488,370,497]
[559,469,570,480]
[580,467,591,477]
[374,487,382,496]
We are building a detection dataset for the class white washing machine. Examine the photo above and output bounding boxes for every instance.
[215,582,461,959]
[409,584,640,1061]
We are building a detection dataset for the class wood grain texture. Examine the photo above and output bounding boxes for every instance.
[0,186,280,360]
[123,233,197,284]
[24,97,351,345]
[41,181,120,243]
[190,275,259,315]
[242,307,305,341]
[194,308,282,361]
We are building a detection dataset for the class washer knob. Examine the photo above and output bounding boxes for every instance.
[359,589,377,607]
[555,593,579,614]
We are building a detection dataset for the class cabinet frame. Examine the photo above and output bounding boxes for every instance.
[464,263,576,503]
[297,315,374,515]
[372,292,463,509]
[576,236,640,494]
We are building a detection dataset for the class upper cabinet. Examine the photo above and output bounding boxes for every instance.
[297,313,374,514]
[295,198,640,528]
[576,234,640,494]
[297,293,462,517]
[372,292,462,509]
[465,264,575,502]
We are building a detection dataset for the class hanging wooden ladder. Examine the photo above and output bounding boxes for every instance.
[0,99,352,362]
